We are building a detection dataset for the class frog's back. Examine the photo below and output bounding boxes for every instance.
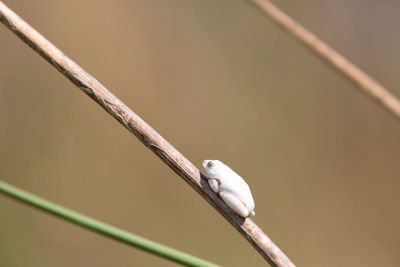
[218,163,255,210]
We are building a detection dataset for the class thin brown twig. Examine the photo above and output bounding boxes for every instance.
[0,2,295,267]
[247,0,400,119]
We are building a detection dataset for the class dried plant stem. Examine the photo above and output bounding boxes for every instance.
[247,0,400,119]
[0,2,295,267]
[0,180,219,267]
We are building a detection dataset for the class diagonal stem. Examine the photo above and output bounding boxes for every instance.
[0,180,219,267]
[247,0,400,119]
[0,2,295,267]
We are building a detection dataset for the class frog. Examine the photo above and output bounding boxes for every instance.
[202,160,255,217]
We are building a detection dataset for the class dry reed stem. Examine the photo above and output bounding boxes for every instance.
[248,0,400,119]
[0,2,295,267]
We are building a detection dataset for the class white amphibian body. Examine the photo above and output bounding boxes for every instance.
[202,160,255,217]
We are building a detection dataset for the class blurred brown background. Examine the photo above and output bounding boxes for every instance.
[1,0,400,266]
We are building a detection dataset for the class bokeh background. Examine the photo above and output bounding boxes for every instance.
[1,1,400,266]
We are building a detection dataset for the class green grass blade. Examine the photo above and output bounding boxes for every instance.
[0,180,219,267]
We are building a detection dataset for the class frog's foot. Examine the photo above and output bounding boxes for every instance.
[219,191,249,217]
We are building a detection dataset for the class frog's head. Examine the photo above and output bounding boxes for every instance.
[202,160,223,177]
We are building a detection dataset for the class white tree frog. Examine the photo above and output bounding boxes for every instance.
[202,160,255,217]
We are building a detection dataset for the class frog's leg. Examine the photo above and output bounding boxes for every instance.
[208,178,220,193]
[219,191,249,217]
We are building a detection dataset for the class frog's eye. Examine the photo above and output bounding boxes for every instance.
[207,161,214,168]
